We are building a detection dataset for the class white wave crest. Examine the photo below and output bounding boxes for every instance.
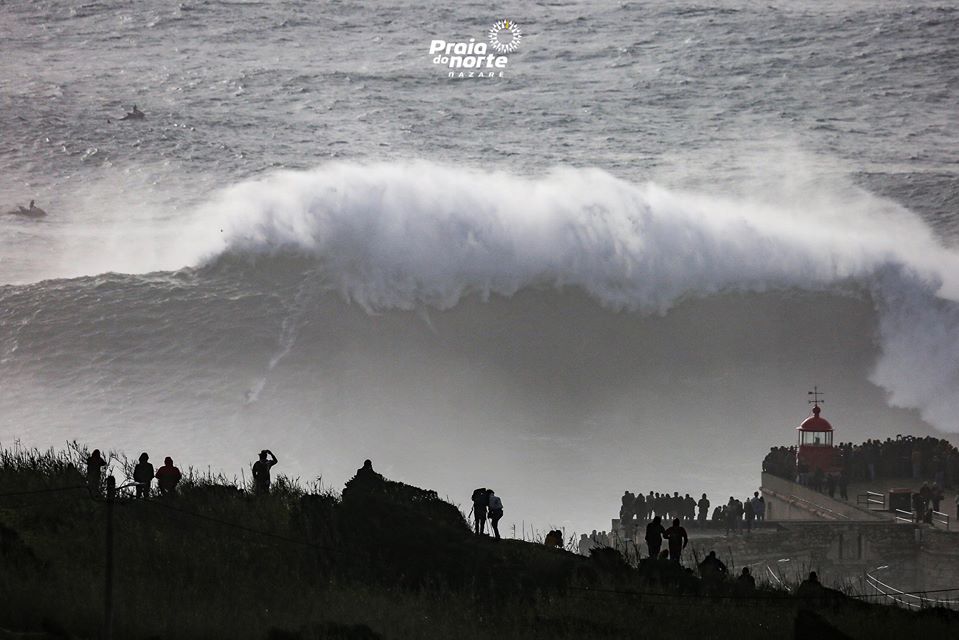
[177,161,959,432]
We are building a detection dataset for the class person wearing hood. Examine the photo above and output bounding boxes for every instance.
[133,452,155,499]
[86,449,107,496]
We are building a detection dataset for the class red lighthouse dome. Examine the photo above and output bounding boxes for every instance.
[796,397,839,474]
[798,405,833,435]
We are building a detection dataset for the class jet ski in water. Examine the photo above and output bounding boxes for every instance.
[7,200,47,218]
[120,105,145,121]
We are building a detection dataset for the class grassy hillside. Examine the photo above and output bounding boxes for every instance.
[0,444,956,639]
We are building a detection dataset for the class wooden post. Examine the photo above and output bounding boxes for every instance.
[104,475,115,640]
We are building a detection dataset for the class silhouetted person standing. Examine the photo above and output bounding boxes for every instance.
[919,482,931,515]
[578,534,591,555]
[698,550,728,587]
[620,490,635,522]
[744,497,755,533]
[354,459,382,483]
[754,493,766,521]
[544,530,563,548]
[664,518,688,563]
[633,492,646,522]
[736,567,756,596]
[697,493,710,522]
[133,452,154,499]
[252,449,279,495]
[487,489,504,539]
[471,487,489,535]
[155,457,182,496]
[342,459,385,501]
[931,483,943,513]
[86,449,107,496]
[725,497,736,535]
[645,516,666,559]
[796,571,826,606]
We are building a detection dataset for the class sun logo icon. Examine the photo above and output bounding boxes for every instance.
[488,19,522,54]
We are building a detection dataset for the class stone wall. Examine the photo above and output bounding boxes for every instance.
[686,520,959,594]
[605,476,959,594]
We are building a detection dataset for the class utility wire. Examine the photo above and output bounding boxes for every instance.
[0,484,90,498]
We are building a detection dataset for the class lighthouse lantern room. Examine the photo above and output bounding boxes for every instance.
[796,387,839,474]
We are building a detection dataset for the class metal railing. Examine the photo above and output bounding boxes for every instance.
[857,491,885,511]
[865,573,959,610]
[893,507,951,530]
[931,510,951,531]
[894,508,915,524]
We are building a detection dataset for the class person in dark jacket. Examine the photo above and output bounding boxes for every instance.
[544,530,563,548]
[252,449,279,495]
[645,516,666,559]
[471,487,490,535]
[663,518,688,563]
[155,457,182,496]
[86,449,107,496]
[736,567,756,596]
[487,489,504,539]
[697,493,710,522]
[698,550,728,586]
[633,492,647,521]
[132,452,154,499]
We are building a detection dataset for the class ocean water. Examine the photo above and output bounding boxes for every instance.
[1,0,957,534]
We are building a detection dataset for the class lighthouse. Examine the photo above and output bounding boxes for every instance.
[796,387,840,479]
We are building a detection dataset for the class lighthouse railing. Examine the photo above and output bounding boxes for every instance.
[894,508,915,524]
[931,510,950,531]
[856,491,885,511]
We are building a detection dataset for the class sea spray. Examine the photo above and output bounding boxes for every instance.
[176,161,959,431]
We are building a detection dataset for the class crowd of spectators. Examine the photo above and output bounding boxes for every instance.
[615,490,770,533]
[618,490,713,523]
[582,490,767,557]
[836,436,959,488]
[763,435,959,489]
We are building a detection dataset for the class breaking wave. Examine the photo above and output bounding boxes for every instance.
[165,161,959,431]
[2,161,958,443]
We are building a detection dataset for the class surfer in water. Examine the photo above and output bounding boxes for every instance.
[119,105,145,121]
[9,200,46,218]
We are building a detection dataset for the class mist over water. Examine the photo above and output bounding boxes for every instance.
[2,0,958,533]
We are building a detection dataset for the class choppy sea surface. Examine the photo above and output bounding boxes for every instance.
[1,0,958,533]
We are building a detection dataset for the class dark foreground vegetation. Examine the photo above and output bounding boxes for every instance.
[1,445,957,640]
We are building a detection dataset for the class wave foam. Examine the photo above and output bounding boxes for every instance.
[174,161,959,431]
[184,162,954,305]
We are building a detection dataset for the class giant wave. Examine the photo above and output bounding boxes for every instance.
[175,161,959,431]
